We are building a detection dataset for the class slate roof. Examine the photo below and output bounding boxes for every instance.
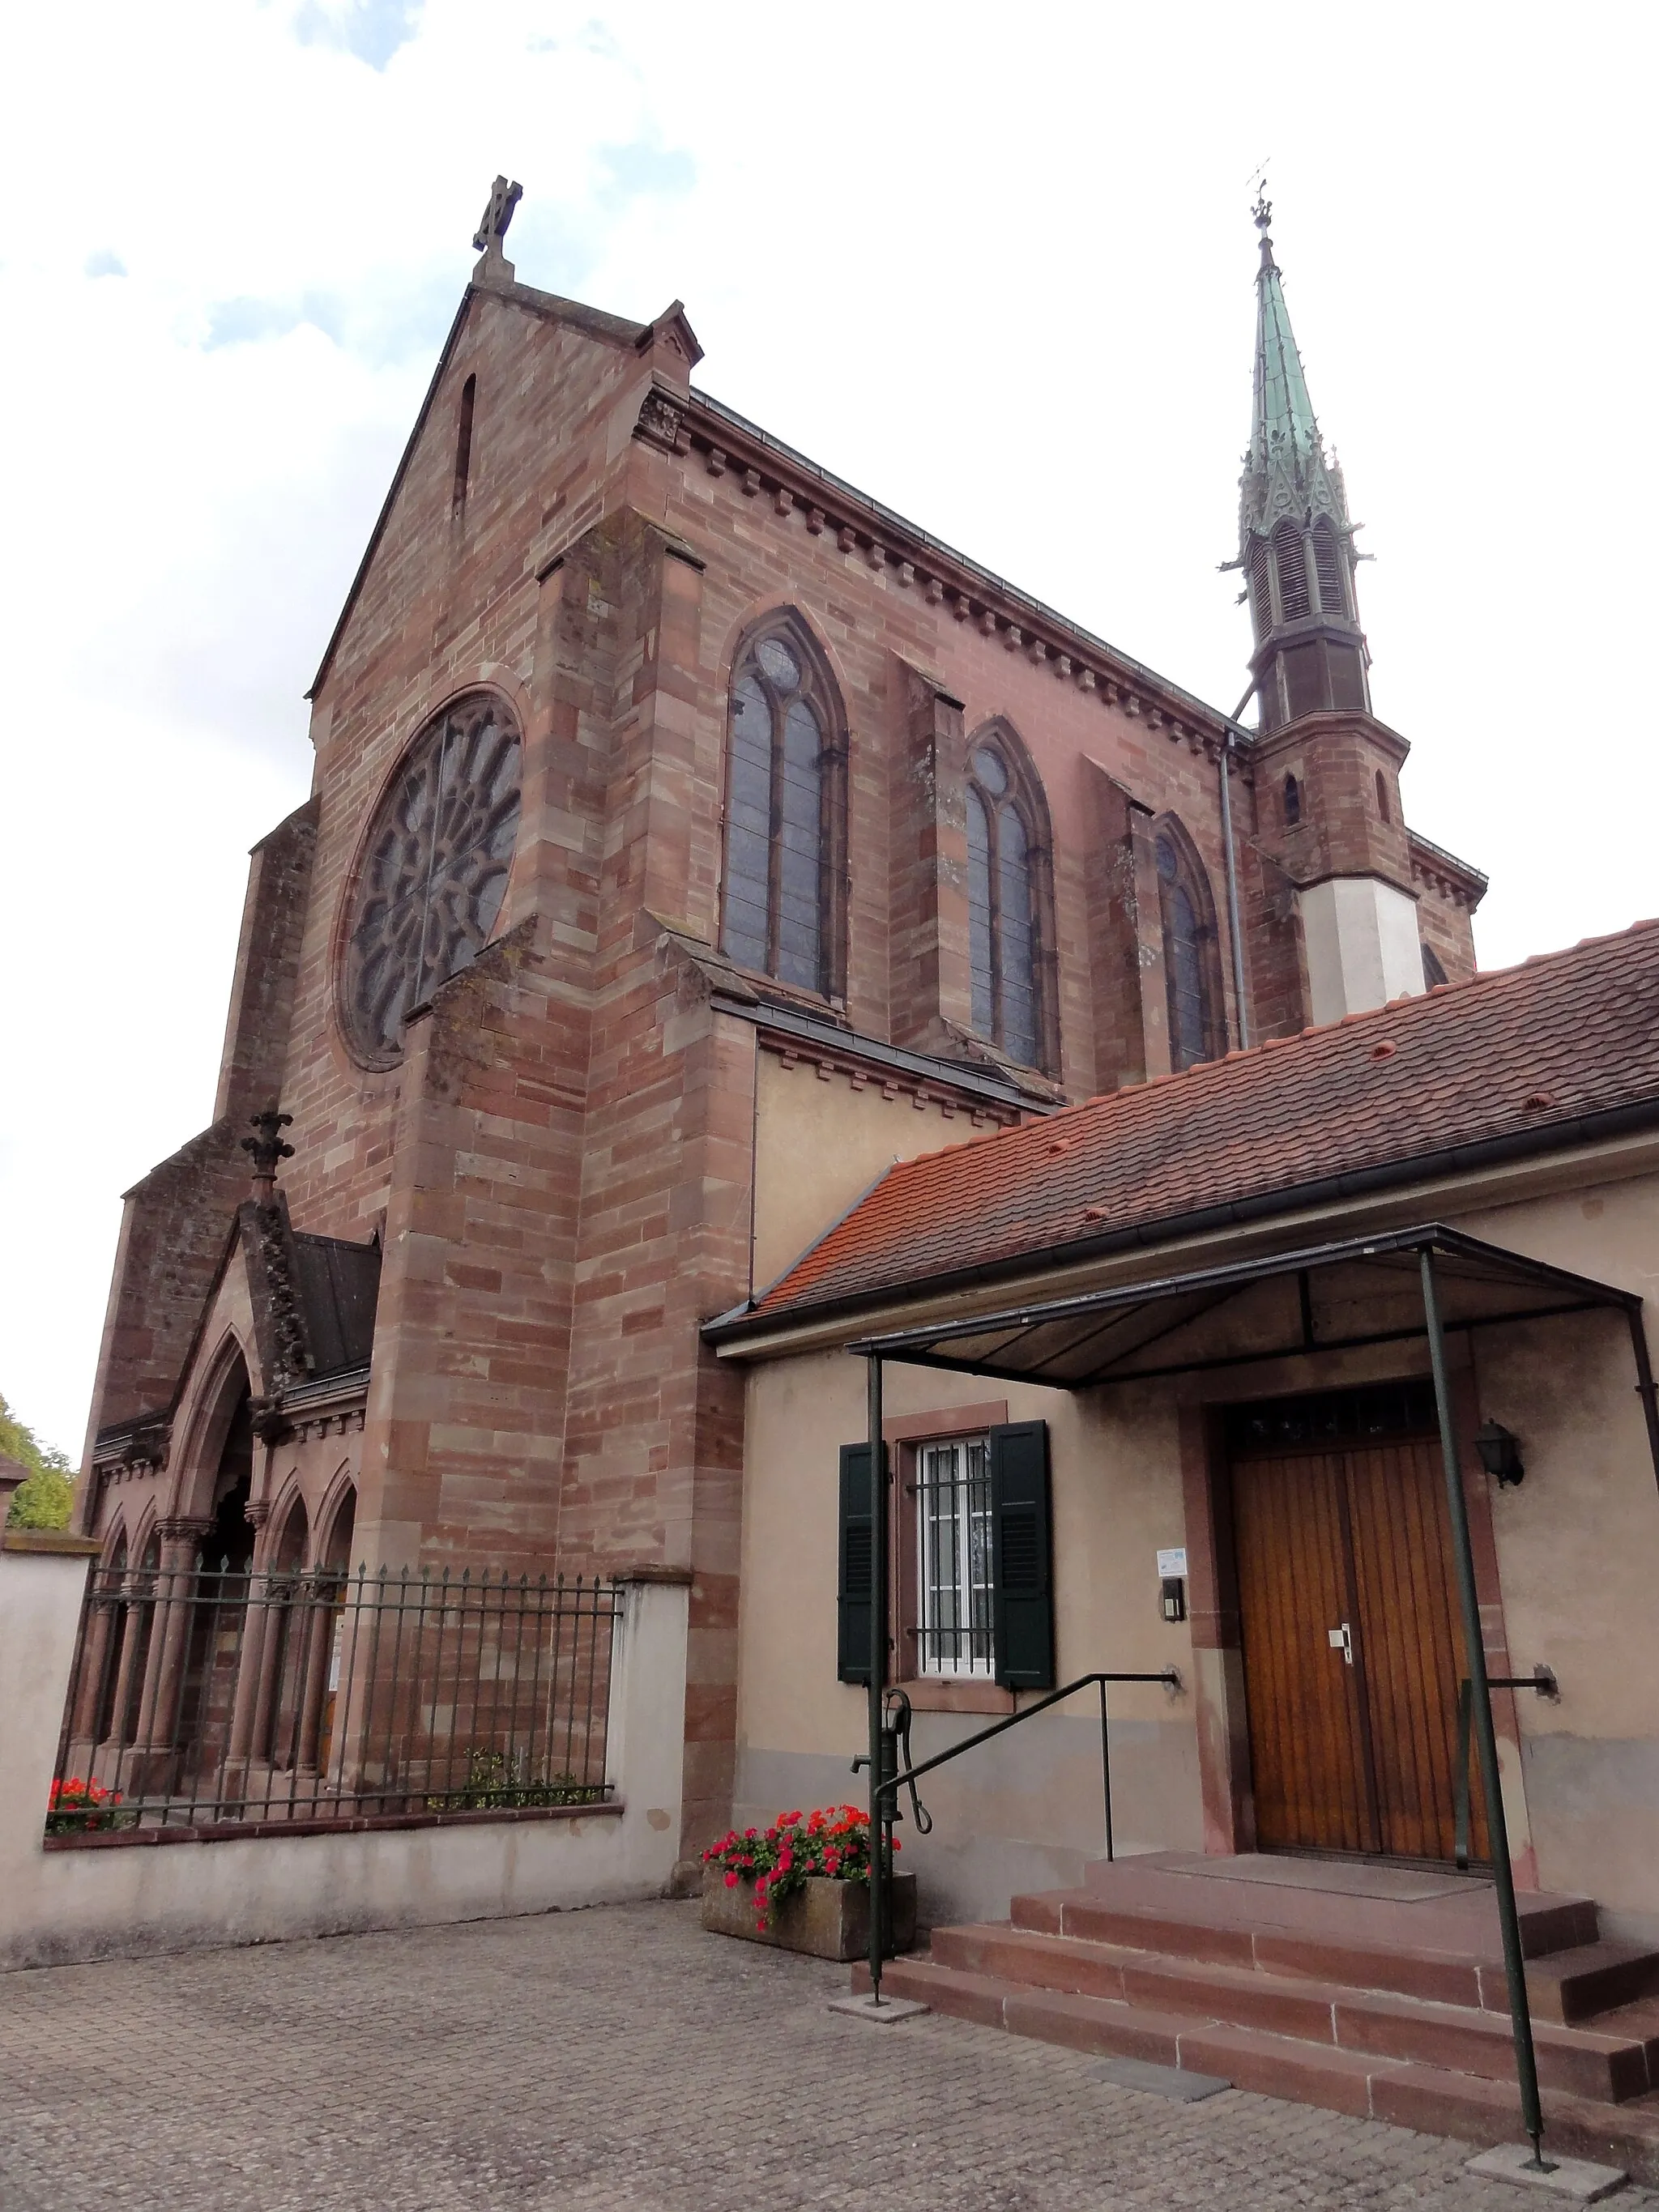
[735,921,1659,1331]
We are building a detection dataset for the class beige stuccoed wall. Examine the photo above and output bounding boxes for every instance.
[731,1159,1659,1940]
[1452,1175,1659,1941]
[0,1550,691,1971]
[751,1051,1001,1294]
[732,1349,1199,1925]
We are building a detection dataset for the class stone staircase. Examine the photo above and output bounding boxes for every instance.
[853,1852,1659,2180]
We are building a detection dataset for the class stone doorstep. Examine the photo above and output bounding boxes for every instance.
[932,1924,1657,2104]
[1016,1890,1659,2024]
[853,1956,1659,2184]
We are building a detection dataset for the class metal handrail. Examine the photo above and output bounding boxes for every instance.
[875,1669,1181,1862]
[856,1667,1181,2004]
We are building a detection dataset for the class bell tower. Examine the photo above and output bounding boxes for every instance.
[1236,195,1434,1026]
[1239,192,1371,732]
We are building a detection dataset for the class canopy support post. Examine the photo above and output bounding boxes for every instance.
[1420,1246,1549,2169]
[865,1351,887,2006]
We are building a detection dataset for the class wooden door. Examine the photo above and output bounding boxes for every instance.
[1231,1426,1486,1862]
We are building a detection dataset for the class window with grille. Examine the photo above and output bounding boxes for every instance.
[719,620,843,996]
[966,731,1044,1069]
[915,1437,994,1677]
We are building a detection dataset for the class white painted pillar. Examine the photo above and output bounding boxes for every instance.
[0,1536,100,1882]
[606,1575,690,1892]
[1299,876,1426,1025]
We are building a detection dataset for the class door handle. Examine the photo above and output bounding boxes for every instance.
[1327,1622,1354,1665]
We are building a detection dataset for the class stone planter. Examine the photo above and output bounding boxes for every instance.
[701,1868,917,1960]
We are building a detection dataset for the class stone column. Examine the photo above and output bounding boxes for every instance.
[222,1500,272,1805]
[127,1517,211,1795]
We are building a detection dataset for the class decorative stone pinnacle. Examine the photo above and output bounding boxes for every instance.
[241,1109,294,1198]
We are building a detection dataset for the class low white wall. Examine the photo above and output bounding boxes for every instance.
[0,1543,689,1971]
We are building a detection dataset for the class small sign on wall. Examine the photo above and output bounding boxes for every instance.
[1157,1548,1188,1580]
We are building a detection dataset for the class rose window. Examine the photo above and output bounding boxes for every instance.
[343,693,522,1065]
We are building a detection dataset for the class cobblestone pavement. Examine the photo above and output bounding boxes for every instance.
[2,1899,1653,2212]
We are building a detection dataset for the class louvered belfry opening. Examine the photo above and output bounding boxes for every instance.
[1312,518,1346,617]
[1273,521,1310,620]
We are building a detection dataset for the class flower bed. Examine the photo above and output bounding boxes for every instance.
[46,1777,134,1835]
[699,1806,916,1960]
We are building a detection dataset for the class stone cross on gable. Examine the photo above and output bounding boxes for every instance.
[473,176,523,256]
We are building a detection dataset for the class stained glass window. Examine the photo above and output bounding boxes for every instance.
[966,735,1041,1068]
[343,693,522,1065]
[1155,825,1215,1072]
[719,622,841,995]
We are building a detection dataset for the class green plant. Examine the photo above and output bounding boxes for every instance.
[46,1777,134,1834]
[424,1749,607,1811]
[2,1392,75,1531]
[702,1805,892,1929]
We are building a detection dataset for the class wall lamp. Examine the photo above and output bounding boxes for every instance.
[1475,1419,1525,1487]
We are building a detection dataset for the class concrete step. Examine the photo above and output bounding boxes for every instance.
[1525,1941,1659,2025]
[1012,1886,1659,2024]
[849,1954,1659,2184]
[935,1922,1656,2103]
[1074,1852,1599,1962]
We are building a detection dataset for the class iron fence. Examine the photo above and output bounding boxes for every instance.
[48,1563,621,1836]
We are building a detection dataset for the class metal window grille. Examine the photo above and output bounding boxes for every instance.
[916,1439,993,1677]
[47,1564,619,1837]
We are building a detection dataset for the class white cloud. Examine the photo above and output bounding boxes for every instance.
[1,0,1654,1454]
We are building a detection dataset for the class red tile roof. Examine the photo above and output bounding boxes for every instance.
[740,920,1659,1328]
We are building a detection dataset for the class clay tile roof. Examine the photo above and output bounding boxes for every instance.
[745,919,1659,1327]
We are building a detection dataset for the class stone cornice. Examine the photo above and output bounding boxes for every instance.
[633,380,1254,766]
[1409,829,1489,910]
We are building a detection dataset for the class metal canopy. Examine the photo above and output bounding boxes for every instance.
[849,1224,1642,1393]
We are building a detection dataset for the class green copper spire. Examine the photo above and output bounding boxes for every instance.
[1235,194,1371,734]
[1250,193,1320,468]
[1239,191,1346,542]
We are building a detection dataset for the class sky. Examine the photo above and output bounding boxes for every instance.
[2,0,1655,1458]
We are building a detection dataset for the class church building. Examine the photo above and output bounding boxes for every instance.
[80,184,1491,1876]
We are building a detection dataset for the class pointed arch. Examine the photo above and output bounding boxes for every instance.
[1150,815,1226,1072]
[1282,772,1301,827]
[317,1471,359,1573]
[269,1487,309,1575]
[719,608,847,999]
[963,719,1058,1073]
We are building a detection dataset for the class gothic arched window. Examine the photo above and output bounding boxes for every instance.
[343,692,522,1067]
[965,726,1051,1071]
[1375,769,1392,825]
[1422,942,1448,990]
[1273,521,1310,621]
[1154,820,1221,1072]
[1282,772,1301,827]
[719,618,844,997]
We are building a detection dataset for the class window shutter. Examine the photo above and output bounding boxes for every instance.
[837,1443,875,1685]
[990,1421,1053,1690]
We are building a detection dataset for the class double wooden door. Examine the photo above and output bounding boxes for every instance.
[1230,1426,1486,1863]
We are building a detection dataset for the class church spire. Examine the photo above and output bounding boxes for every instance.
[1238,194,1371,734]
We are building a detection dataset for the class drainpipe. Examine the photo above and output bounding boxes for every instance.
[1218,704,1253,1051]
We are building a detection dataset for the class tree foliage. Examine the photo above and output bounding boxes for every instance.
[2,1392,75,1531]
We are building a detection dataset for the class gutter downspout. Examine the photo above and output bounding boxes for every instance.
[1220,688,1256,1051]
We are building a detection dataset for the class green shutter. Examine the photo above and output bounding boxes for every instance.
[991,1421,1053,1690]
[837,1443,874,1684]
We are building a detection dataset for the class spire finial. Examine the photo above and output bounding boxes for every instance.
[1252,183,1272,236]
